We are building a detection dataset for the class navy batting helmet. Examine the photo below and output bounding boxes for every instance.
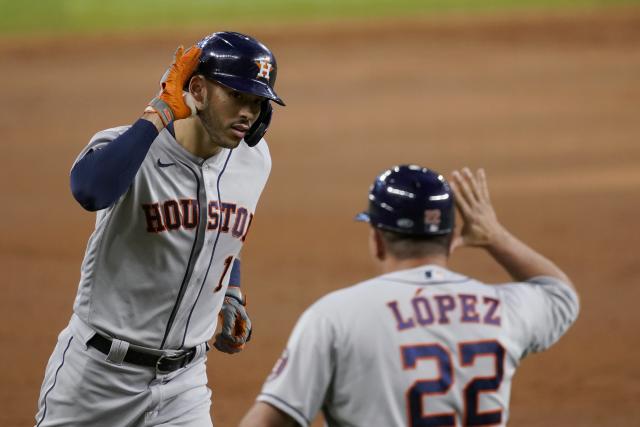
[355,165,455,235]
[190,31,284,147]
[193,31,284,106]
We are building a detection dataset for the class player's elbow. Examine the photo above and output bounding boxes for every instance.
[550,278,581,335]
[71,189,101,212]
[70,170,106,212]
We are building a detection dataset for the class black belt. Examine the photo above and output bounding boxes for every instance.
[87,333,197,374]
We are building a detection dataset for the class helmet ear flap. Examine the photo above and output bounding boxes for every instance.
[244,100,272,147]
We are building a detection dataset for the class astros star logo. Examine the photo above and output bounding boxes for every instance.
[424,209,442,232]
[255,60,274,80]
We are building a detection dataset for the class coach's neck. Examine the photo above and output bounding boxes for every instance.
[370,227,449,274]
[379,255,448,274]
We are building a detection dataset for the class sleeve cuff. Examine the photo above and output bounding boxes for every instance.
[257,393,310,427]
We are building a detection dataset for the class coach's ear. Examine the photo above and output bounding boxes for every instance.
[369,227,386,262]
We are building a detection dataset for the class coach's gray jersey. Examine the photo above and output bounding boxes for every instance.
[258,265,579,427]
[72,126,270,350]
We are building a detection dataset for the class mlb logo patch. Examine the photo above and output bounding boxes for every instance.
[256,60,274,80]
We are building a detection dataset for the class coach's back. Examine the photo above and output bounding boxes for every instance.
[241,166,580,427]
[271,264,578,426]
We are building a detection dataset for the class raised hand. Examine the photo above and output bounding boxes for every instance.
[449,168,506,249]
[145,45,201,127]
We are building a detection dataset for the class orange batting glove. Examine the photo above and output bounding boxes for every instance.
[145,45,201,127]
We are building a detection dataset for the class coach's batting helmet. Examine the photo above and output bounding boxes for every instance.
[193,31,284,106]
[355,165,455,235]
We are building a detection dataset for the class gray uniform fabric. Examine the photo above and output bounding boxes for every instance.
[258,265,579,427]
[35,127,271,426]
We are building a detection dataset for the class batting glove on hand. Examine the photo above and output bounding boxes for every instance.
[214,287,252,354]
[145,45,201,127]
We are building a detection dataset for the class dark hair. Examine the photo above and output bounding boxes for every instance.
[379,229,452,260]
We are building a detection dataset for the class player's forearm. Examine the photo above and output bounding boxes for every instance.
[239,402,299,427]
[487,227,572,286]
[70,119,158,211]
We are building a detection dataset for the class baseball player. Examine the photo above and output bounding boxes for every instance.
[240,165,579,427]
[34,32,284,427]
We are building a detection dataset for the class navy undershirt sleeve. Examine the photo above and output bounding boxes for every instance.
[229,259,241,287]
[70,119,160,211]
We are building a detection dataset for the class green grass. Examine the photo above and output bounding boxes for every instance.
[1,0,638,35]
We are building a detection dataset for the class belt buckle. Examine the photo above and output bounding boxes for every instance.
[155,353,185,374]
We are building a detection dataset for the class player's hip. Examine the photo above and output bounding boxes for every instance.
[35,318,212,426]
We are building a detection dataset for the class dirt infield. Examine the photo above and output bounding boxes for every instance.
[2,8,639,426]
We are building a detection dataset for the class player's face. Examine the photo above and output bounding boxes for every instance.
[197,80,263,149]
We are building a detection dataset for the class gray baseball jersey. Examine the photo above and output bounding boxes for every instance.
[72,125,270,350]
[35,126,270,427]
[258,265,579,427]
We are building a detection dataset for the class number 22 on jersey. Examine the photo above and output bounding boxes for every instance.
[401,340,505,427]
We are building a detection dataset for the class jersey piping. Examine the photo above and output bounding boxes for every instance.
[159,161,205,349]
[179,149,233,348]
[36,336,74,427]
[260,393,311,426]
[381,277,472,286]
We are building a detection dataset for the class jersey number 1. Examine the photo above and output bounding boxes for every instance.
[401,340,505,426]
[214,256,234,293]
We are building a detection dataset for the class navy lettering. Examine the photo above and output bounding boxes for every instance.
[411,296,435,326]
[207,201,219,230]
[180,199,198,229]
[435,295,456,324]
[483,297,501,326]
[142,203,165,233]
[163,200,181,230]
[219,203,237,232]
[143,198,251,239]
[387,301,415,330]
[232,207,248,238]
[388,293,503,332]
[242,213,254,242]
[459,294,480,323]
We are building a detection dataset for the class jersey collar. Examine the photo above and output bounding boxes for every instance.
[379,264,469,286]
